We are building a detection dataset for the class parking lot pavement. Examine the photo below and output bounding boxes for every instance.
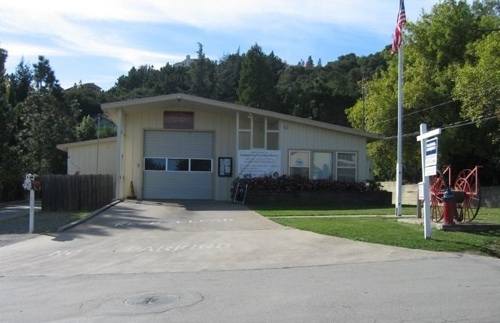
[1,200,499,322]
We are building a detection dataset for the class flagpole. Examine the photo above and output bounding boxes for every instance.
[395,36,404,217]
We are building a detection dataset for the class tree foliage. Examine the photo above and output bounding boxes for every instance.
[454,32,500,122]
[237,44,278,110]
[347,0,499,183]
[190,43,216,97]
[75,115,97,141]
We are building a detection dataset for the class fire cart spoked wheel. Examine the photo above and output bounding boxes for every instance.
[430,175,446,222]
[430,195,444,222]
[454,170,481,223]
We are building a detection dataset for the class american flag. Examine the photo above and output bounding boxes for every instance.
[392,0,407,53]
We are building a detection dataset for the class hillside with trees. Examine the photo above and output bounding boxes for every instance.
[0,0,498,202]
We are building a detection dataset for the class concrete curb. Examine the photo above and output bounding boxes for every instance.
[269,215,416,219]
[57,199,122,232]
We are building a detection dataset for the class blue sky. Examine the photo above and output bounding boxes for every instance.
[0,0,439,90]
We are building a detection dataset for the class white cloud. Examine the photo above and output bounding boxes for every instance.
[0,42,69,58]
[0,1,439,32]
[0,0,439,67]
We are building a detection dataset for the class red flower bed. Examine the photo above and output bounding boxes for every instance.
[233,175,380,193]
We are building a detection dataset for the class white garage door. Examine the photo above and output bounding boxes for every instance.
[143,131,214,200]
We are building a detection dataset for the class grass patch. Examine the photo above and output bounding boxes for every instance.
[474,208,500,224]
[274,217,500,257]
[0,211,88,234]
[252,205,500,257]
[254,204,416,217]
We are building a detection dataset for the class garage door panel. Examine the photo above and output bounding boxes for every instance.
[143,172,212,200]
[143,130,214,200]
[144,131,213,158]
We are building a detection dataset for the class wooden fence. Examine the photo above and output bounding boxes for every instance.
[41,174,114,211]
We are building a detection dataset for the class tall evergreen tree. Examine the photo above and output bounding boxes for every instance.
[238,44,276,110]
[0,49,24,200]
[190,43,215,98]
[215,51,242,102]
[8,59,32,106]
[33,56,62,97]
[305,56,314,69]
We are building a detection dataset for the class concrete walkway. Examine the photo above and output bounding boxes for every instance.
[0,200,499,322]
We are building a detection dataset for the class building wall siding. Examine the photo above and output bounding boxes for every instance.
[113,103,371,201]
[280,121,370,181]
[67,139,117,176]
[122,106,236,200]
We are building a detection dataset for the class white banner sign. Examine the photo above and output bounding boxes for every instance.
[238,150,281,178]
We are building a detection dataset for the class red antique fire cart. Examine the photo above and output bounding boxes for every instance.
[429,166,481,223]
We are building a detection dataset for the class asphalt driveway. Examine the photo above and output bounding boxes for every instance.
[0,200,41,221]
[0,200,436,276]
[1,200,499,322]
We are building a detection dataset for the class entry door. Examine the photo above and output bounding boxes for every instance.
[143,131,214,199]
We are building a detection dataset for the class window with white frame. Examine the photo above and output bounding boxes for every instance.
[144,158,212,172]
[336,152,357,182]
[266,118,279,150]
[190,159,212,172]
[289,150,310,178]
[144,158,166,171]
[167,158,189,171]
[237,113,279,150]
[312,152,332,180]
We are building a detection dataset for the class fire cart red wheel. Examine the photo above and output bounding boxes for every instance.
[454,168,481,223]
[430,175,446,222]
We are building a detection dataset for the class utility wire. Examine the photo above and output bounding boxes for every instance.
[376,100,455,125]
[382,112,499,140]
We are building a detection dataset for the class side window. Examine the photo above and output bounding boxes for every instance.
[266,117,279,150]
[336,152,357,182]
[237,113,280,150]
[289,150,310,178]
[312,152,332,180]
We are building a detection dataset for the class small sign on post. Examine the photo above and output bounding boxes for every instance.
[417,124,441,240]
[424,137,438,176]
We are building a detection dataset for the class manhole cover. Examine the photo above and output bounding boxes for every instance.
[80,291,203,315]
[124,293,178,307]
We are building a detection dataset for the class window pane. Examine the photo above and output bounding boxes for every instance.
[239,113,251,130]
[253,115,265,148]
[290,167,309,178]
[312,152,332,180]
[167,159,189,171]
[266,132,279,150]
[337,153,356,167]
[163,111,194,129]
[191,159,212,172]
[239,131,251,149]
[289,151,310,168]
[145,158,166,171]
[267,118,279,130]
[337,168,356,182]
